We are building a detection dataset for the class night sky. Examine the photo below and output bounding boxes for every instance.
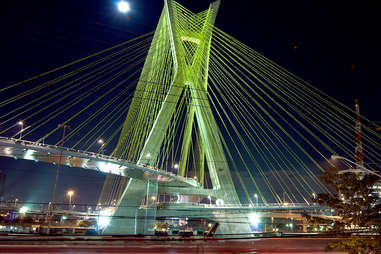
[1,0,380,206]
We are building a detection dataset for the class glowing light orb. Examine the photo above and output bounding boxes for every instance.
[19,206,29,214]
[4,148,12,155]
[24,149,35,160]
[98,208,114,228]
[98,161,124,175]
[248,213,261,227]
[117,1,130,13]
[216,199,224,206]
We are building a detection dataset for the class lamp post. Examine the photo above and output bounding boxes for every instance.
[173,163,179,174]
[98,139,104,154]
[67,190,74,211]
[143,153,152,166]
[282,192,290,206]
[331,155,381,178]
[208,195,211,205]
[312,192,317,206]
[17,121,23,139]
[254,193,258,207]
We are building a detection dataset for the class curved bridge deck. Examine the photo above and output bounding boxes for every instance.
[0,136,199,188]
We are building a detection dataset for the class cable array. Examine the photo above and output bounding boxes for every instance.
[1,2,381,207]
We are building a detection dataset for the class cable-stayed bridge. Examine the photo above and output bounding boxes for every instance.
[0,0,380,236]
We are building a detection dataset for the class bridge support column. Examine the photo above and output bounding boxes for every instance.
[141,180,158,235]
[210,211,252,237]
[103,178,158,235]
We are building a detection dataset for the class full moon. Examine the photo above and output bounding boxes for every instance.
[117,1,130,13]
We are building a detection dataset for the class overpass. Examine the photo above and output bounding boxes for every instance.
[0,136,198,189]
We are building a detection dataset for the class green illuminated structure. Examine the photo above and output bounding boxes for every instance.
[2,0,380,238]
[104,0,248,235]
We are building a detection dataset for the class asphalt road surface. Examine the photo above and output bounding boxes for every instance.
[0,237,347,253]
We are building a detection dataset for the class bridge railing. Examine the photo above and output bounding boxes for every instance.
[0,136,202,188]
[153,201,324,209]
[0,136,177,175]
[1,136,117,161]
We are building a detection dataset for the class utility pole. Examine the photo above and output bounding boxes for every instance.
[47,124,71,233]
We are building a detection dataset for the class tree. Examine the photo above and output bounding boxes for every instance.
[313,166,381,253]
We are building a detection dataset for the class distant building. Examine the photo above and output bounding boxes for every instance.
[0,170,6,199]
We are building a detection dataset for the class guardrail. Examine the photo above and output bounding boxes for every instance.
[1,136,130,163]
[0,136,181,177]
[154,201,325,209]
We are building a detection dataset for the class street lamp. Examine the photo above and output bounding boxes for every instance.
[208,195,212,205]
[312,192,317,205]
[282,192,290,206]
[331,155,381,178]
[173,163,179,174]
[98,139,104,154]
[17,121,23,139]
[67,190,74,210]
[151,196,156,206]
[254,193,258,206]
[19,206,29,214]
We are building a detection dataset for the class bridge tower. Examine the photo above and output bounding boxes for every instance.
[104,0,248,235]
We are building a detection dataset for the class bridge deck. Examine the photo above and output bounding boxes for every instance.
[0,137,199,188]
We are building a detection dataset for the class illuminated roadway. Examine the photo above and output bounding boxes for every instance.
[0,236,347,253]
[0,136,199,188]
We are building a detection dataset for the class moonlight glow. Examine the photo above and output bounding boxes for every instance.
[117,1,130,13]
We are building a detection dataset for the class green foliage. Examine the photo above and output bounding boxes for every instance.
[314,166,381,228]
[313,166,381,253]
[326,236,381,254]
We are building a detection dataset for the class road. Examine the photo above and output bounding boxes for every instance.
[0,237,346,253]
